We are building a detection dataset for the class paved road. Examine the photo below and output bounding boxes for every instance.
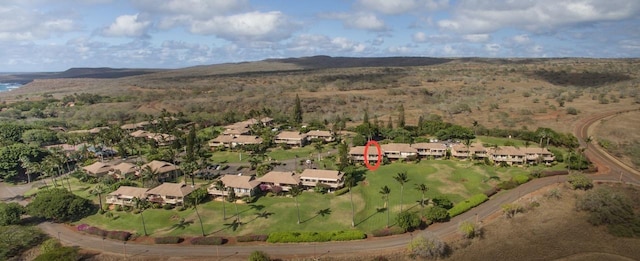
[7,109,640,260]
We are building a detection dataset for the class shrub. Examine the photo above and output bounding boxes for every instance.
[33,246,79,261]
[154,236,183,244]
[85,226,107,237]
[249,250,270,261]
[458,221,481,239]
[266,230,365,243]
[448,194,489,217]
[190,236,225,245]
[0,202,24,226]
[567,173,593,190]
[106,230,131,241]
[371,227,405,237]
[424,206,450,223]
[333,187,350,196]
[40,238,61,254]
[544,188,562,199]
[566,107,579,115]
[396,211,422,231]
[431,196,453,210]
[0,225,47,260]
[163,204,175,210]
[540,170,568,177]
[236,234,269,242]
[513,174,531,184]
[76,224,90,231]
[483,187,499,197]
[407,232,449,259]
[497,180,518,190]
[501,203,524,218]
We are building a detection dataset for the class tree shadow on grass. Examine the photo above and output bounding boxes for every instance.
[355,208,385,227]
[302,208,331,223]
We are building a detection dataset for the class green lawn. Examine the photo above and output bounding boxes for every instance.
[74,159,561,237]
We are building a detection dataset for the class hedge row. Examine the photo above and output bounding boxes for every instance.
[448,194,489,217]
[154,236,183,244]
[236,234,268,242]
[333,187,350,196]
[190,237,225,245]
[370,227,405,237]
[513,174,531,184]
[266,230,366,243]
[540,170,568,177]
[78,225,131,241]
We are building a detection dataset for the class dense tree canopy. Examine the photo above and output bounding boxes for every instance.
[27,188,95,222]
[0,143,46,181]
[0,202,24,226]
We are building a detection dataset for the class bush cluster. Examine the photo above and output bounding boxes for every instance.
[190,237,225,245]
[513,174,531,184]
[84,226,107,238]
[540,170,568,177]
[371,227,405,237]
[107,230,132,241]
[333,187,350,196]
[448,194,489,217]
[236,234,268,242]
[424,206,450,223]
[154,236,183,244]
[483,187,499,197]
[266,230,366,243]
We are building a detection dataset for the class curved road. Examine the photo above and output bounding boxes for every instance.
[22,109,640,260]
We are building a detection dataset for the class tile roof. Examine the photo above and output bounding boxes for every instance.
[146,182,196,197]
[300,169,343,180]
[219,174,260,189]
[108,186,149,199]
[257,171,300,185]
[82,162,112,175]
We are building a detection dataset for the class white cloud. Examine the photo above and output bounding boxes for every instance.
[413,32,427,42]
[188,11,296,42]
[321,12,388,32]
[133,0,249,18]
[512,34,530,44]
[357,0,449,14]
[438,0,640,34]
[484,43,501,54]
[101,14,151,37]
[286,34,370,55]
[0,5,77,41]
[462,34,490,43]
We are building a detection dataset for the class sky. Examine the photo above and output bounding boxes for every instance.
[1,0,639,72]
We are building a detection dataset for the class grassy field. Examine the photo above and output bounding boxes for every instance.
[75,159,559,237]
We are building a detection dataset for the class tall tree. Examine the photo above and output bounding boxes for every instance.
[290,185,303,224]
[337,141,350,171]
[89,184,107,211]
[132,197,150,236]
[379,185,391,228]
[363,109,370,125]
[215,180,227,219]
[19,156,35,184]
[227,188,240,222]
[394,171,409,212]
[415,183,429,208]
[293,94,303,125]
[397,104,406,129]
[313,142,323,162]
[387,115,393,130]
[344,172,356,227]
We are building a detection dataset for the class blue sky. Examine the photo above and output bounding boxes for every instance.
[1,0,639,72]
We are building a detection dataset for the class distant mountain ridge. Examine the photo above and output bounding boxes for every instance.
[0,67,166,84]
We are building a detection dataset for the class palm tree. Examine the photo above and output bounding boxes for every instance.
[393,171,409,212]
[314,142,323,162]
[140,165,158,188]
[290,185,303,224]
[89,184,108,211]
[344,172,356,227]
[215,180,227,219]
[538,130,548,148]
[19,156,34,184]
[415,183,429,208]
[133,197,150,236]
[248,156,262,170]
[180,161,198,186]
[379,185,391,228]
[227,188,240,222]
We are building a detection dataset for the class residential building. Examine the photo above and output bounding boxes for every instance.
[110,162,138,179]
[411,143,447,158]
[139,160,179,180]
[522,147,555,164]
[275,131,308,147]
[257,171,300,192]
[106,186,149,206]
[82,162,112,177]
[349,146,383,163]
[381,143,418,160]
[300,169,344,192]
[306,130,335,142]
[208,135,263,149]
[145,182,197,206]
[490,146,526,166]
[208,174,260,197]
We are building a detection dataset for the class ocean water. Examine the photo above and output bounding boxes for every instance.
[0,82,22,92]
